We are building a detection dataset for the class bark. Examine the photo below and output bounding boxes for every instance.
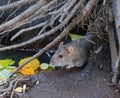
[111,0,120,83]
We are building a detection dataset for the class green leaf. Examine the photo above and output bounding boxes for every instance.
[40,63,54,71]
[47,65,54,71]
[69,33,82,41]
[0,59,15,69]
[6,66,16,69]
[40,63,49,70]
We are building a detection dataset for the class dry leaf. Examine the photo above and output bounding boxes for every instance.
[15,87,23,93]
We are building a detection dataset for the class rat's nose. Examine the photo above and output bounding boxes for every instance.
[50,59,55,64]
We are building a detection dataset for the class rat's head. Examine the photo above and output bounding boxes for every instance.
[50,45,75,70]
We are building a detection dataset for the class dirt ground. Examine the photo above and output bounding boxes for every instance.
[19,44,120,98]
[21,67,120,98]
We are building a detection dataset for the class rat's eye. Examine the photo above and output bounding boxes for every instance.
[58,54,63,58]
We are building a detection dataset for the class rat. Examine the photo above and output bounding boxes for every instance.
[50,32,97,70]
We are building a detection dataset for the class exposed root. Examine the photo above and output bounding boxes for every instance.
[0,0,86,51]
[10,21,48,41]
[0,0,48,32]
[0,0,39,11]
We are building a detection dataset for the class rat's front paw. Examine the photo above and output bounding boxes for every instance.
[66,65,75,70]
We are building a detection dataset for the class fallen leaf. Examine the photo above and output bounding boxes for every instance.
[19,65,35,75]
[0,59,15,69]
[40,63,49,70]
[47,65,54,71]
[40,63,54,71]
[69,33,81,41]
[15,87,23,93]
[6,66,16,73]
[19,57,40,70]
[0,69,11,82]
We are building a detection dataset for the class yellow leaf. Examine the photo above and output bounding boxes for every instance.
[19,65,35,75]
[19,57,40,70]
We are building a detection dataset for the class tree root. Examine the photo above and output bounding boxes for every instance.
[0,0,39,11]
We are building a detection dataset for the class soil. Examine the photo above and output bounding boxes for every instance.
[21,67,120,98]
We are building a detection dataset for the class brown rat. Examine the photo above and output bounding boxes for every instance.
[50,32,97,70]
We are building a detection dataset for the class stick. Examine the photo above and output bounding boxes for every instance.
[0,0,47,32]
[0,0,83,50]
[106,7,117,73]
[0,0,39,11]
[112,0,120,83]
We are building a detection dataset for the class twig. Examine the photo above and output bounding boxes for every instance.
[28,0,58,20]
[0,0,63,38]
[5,6,20,22]
[10,78,22,98]
[0,24,61,51]
[0,0,47,32]
[0,78,17,93]
[60,0,85,28]
[37,22,50,35]
[0,0,83,50]
[10,21,48,41]
[0,14,49,36]
[59,0,78,22]
[106,6,117,73]
[103,0,107,5]
[27,0,66,23]
[0,0,39,11]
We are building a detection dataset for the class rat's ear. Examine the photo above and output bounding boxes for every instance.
[67,46,74,56]
[58,42,64,49]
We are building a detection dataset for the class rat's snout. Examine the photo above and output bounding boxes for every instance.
[50,59,55,64]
